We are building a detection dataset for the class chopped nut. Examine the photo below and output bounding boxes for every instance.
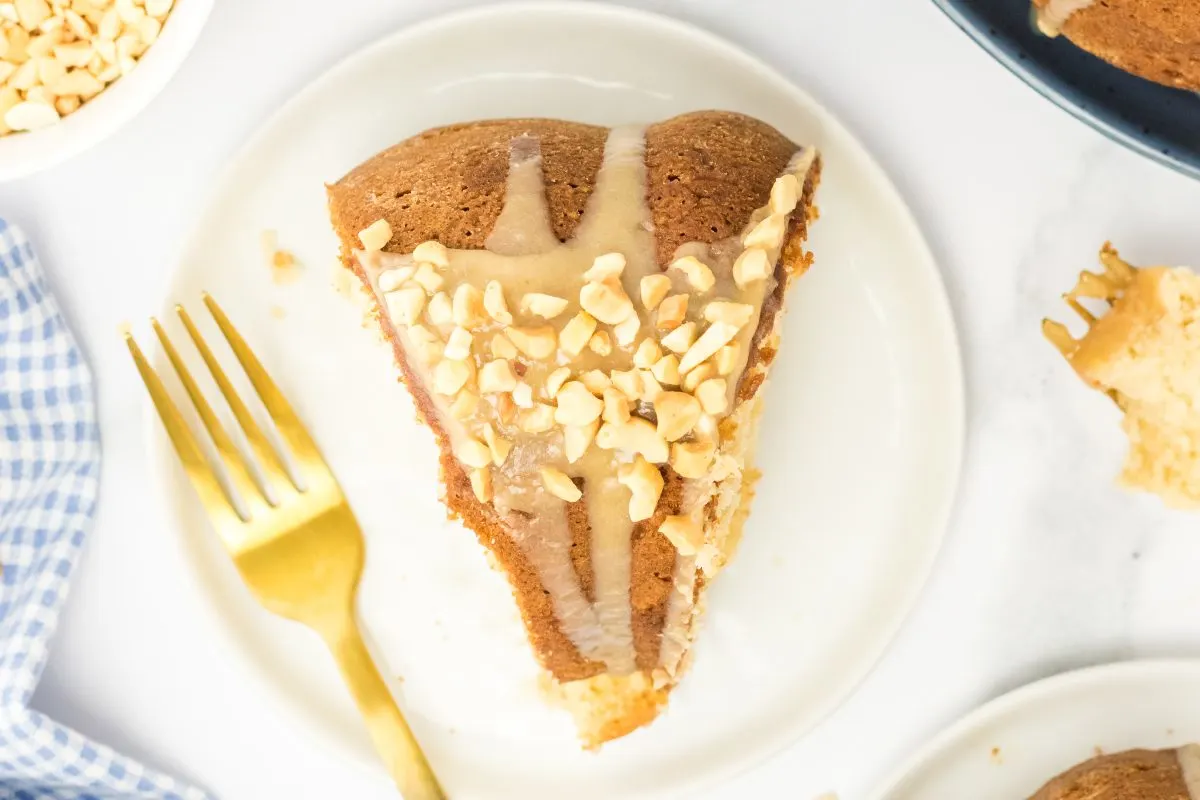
[407,325,443,364]
[358,219,392,251]
[682,362,716,392]
[412,263,444,293]
[679,322,740,374]
[612,314,640,347]
[583,252,625,282]
[378,266,415,293]
[596,417,669,463]
[413,240,450,268]
[4,99,56,131]
[704,301,754,328]
[670,439,716,479]
[545,367,571,399]
[511,382,534,408]
[695,378,728,415]
[470,468,493,502]
[495,392,517,424]
[564,419,600,463]
[507,326,557,360]
[385,286,426,326]
[610,370,642,401]
[580,279,634,325]
[483,280,512,325]
[659,515,703,555]
[443,327,473,361]
[452,284,488,329]
[661,321,697,354]
[733,247,772,288]
[632,338,662,369]
[482,424,512,465]
[540,467,582,502]
[554,381,603,426]
[520,292,569,319]
[602,388,630,425]
[668,255,715,293]
[638,369,664,403]
[478,359,517,393]
[558,312,597,357]
[588,330,613,356]
[449,389,479,420]
[434,359,472,396]
[743,214,786,250]
[640,274,672,311]
[770,173,799,215]
[520,403,556,433]
[427,292,453,325]
[651,354,681,386]
[579,369,611,395]
[490,332,517,360]
[654,392,702,441]
[455,437,492,469]
[657,294,688,331]
[715,344,739,376]
[617,455,664,522]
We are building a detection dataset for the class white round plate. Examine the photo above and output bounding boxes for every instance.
[870,660,1200,799]
[149,3,962,798]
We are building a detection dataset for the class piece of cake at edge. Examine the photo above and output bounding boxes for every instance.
[1031,0,1200,91]
[327,111,821,745]
[1044,244,1200,508]
[1029,745,1200,799]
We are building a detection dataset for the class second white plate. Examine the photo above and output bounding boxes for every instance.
[871,660,1200,799]
[149,3,963,798]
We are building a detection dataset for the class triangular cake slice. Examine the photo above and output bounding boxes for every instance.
[327,111,821,745]
[1045,244,1200,508]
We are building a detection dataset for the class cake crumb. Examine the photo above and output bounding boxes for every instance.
[991,746,1004,764]
[812,793,839,800]
[269,305,286,319]
[261,230,300,284]
[1094,745,1105,756]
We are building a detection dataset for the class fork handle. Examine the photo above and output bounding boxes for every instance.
[323,617,446,800]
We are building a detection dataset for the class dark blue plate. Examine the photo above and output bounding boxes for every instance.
[933,0,1200,180]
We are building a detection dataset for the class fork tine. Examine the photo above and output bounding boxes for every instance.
[125,330,243,527]
[153,318,273,512]
[202,294,327,481]
[177,304,298,495]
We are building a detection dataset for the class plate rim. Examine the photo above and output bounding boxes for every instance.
[930,0,1200,182]
[867,658,1200,799]
[148,1,967,794]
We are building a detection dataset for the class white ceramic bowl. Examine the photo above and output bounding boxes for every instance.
[0,0,212,180]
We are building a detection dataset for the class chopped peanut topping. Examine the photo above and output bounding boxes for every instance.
[613,314,641,347]
[449,389,479,420]
[507,326,557,359]
[452,284,488,329]
[540,467,582,502]
[682,362,717,393]
[657,294,688,331]
[770,173,799,215]
[680,322,740,374]
[545,367,571,399]
[610,369,642,401]
[579,369,611,395]
[670,439,716,479]
[704,301,754,327]
[427,292,453,326]
[478,359,518,394]
[733,248,772,289]
[483,280,512,325]
[443,327,473,360]
[511,382,534,408]
[742,215,785,250]
[554,381,603,426]
[695,378,728,415]
[659,514,703,556]
[413,240,450,267]
[433,359,472,396]
[602,388,630,425]
[520,403,556,433]
[455,437,492,469]
[378,266,415,292]
[580,278,635,325]
[588,330,613,356]
[385,287,426,326]
[407,325,443,365]
[668,255,715,293]
[559,312,597,357]
[596,417,669,463]
[640,274,672,311]
[470,468,493,502]
[632,338,662,370]
[359,219,392,251]
[617,455,664,522]
[715,344,739,376]
[521,292,569,319]
[651,354,681,386]
[482,424,512,465]
[583,252,626,282]
[490,332,518,360]
[564,420,599,463]
[654,392,702,441]
[661,321,697,354]
[412,263,444,293]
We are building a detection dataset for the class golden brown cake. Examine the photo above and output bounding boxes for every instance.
[327,111,821,745]
[1030,746,1200,799]
[1044,244,1200,508]
[1031,0,1200,90]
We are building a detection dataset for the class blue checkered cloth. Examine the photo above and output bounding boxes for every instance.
[0,219,210,800]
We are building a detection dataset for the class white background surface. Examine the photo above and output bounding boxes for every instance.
[3,1,1200,798]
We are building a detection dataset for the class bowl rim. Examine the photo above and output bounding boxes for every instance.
[0,0,214,181]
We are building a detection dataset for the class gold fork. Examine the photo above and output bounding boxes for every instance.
[125,294,445,800]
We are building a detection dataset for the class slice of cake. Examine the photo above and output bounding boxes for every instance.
[327,111,821,745]
[1044,244,1200,508]
[1031,0,1200,90]
[1029,745,1200,799]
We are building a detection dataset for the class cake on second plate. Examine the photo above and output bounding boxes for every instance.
[1044,244,1200,508]
[1031,0,1200,90]
[1030,745,1200,799]
[327,111,821,745]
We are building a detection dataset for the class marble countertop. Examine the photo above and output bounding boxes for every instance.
[3,0,1200,797]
